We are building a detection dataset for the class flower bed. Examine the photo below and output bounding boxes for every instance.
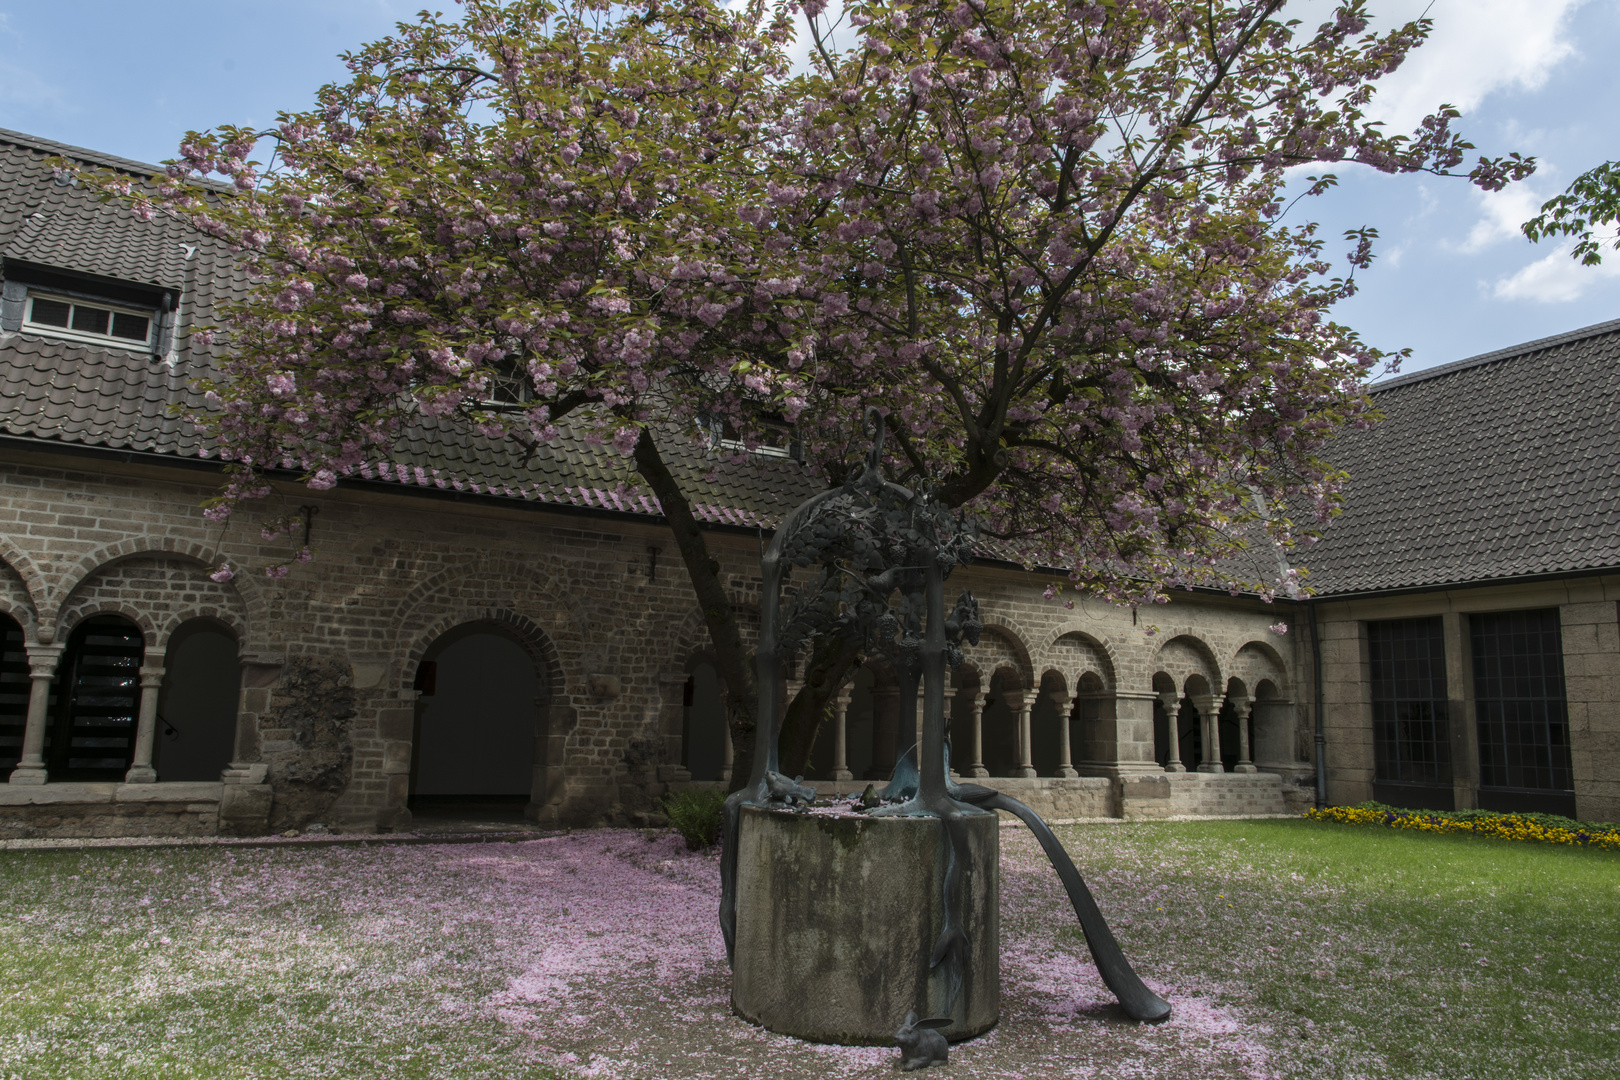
[1307,801,1620,851]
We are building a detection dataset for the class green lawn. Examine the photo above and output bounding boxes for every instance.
[1035,818,1620,1080]
[0,821,1613,1080]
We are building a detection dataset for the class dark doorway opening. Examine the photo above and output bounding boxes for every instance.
[46,615,143,781]
[408,624,540,817]
[0,615,27,780]
[155,619,241,782]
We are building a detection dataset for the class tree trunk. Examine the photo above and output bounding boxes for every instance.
[632,428,759,792]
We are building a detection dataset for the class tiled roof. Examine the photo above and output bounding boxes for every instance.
[1302,318,1620,595]
[0,128,820,530]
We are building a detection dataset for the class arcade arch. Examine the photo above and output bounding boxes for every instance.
[408,619,552,817]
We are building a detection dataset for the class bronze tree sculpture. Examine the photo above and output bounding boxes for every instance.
[720,409,1170,1027]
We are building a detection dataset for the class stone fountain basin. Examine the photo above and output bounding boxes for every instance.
[730,803,999,1045]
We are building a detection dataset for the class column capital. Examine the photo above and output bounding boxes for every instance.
[139,665,166,688]
[25,642,63,674]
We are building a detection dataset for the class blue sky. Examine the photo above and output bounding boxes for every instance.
[1,0,1614,379]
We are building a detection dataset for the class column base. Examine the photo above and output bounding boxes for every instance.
[1233,763,1258,774]
[124,765,158,783]
[832,769,854,782]
[1163,763,1187,773]
[1015,766,1037,778]
[1057,766,1078,779]
[1196,763,1224,774]
[222,762,269,785]
[7,765,46,785]
[965,765,988,778]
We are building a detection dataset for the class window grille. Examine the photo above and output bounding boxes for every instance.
[25,292,153,348]
[1471,609,1572,792]
[45,617,144,780]
[1368,617,1452,786]
[0,617,29,777]
[0,263,177,356]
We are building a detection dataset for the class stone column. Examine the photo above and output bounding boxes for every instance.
[1015,691,1036,778]
[1231,695,1257,773]
[123,659,166,783]
[963,686,988,778]
[831,686,854,782]
[1050,688,1078,778]
[912,688,926,761]
[1159,690,1186,773]
[720,721,735,785]
[1192,694,1222,773]
[1179,696,1218,773]
[9,643,63,785]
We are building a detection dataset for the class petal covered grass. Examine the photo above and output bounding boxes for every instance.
[0,821,1614,1079]
[1305,802,1620,852]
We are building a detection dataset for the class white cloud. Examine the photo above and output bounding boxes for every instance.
[1492,237,1620,302]
[1350,0,1592,131]
[1456,184,1546,253]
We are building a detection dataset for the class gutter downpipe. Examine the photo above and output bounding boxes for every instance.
[1309,599,1326,810]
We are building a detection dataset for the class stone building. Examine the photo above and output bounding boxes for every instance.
[0,128,1608,839]
[1296,320,1620,824]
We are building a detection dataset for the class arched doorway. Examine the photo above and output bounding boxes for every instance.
[982,668,1023,777]
[154,619,241,782]
[1217,698,1243,773]
[1177,699,1203,769]
[843,663,877,781]
[1031,671,1067,777]
[0,614,27,781]
[681,658,728,782]
[409,622,544,823]
[47,614,144,781]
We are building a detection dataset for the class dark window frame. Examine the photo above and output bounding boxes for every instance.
[24,290,155,349]
[44,615,145,781]
[1368,616,1453,788]
[1470,608,1573,794]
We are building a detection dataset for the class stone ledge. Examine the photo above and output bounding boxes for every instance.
[0,782,224,807]
[116,782,224,804]
[0,783,117,806]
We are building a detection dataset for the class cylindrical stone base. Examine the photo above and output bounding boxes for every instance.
[731,805,999,1045]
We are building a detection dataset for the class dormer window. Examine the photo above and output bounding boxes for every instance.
[26,293,153,347]
[475,360,533,411]
[698,413,802,461]
[0,260,176,358]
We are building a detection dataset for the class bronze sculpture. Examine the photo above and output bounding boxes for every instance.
[720,409,1170,1039]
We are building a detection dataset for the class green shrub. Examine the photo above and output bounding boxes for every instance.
[661,788,728,850]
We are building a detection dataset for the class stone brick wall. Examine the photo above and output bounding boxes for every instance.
[0,449,1306,837]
